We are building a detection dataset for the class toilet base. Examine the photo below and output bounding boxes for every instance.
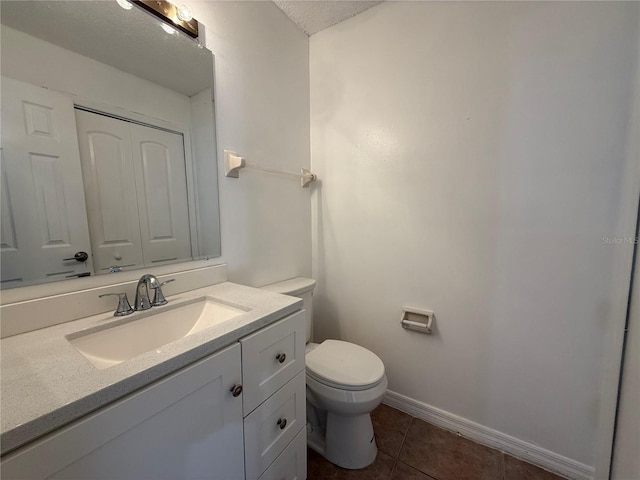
[308,412,378,470]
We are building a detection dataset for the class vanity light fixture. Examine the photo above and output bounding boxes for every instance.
[132,0,199,38]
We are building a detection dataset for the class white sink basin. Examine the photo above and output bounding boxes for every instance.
[68,297,248,369]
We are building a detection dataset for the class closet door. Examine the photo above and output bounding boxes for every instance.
[130,124,191,266]
[1,76,93,287]
[75,110,144,272]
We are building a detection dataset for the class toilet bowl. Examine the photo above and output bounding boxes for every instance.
[262,278,387,470]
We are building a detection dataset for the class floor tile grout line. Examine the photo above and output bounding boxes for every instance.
[396,459,440,480]
[393,410,507,480]
[388,460,398,480]
[397,414,445,480]
[396,414,413,460]
[502,452,506,480]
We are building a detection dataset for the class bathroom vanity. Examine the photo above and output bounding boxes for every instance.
[1,279,307,480]
[1,2,307,478]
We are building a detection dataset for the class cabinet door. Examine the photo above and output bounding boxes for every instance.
[1,344,245,480]
[75,109,144,272]
[0,76,93,286]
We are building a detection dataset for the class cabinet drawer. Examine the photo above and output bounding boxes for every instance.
[240,310,305,415]
[244,371,306,480]
[258,427,307,480]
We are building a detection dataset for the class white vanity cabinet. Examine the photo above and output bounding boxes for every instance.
[1,309,307,480]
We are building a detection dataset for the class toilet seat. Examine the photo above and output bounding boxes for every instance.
[306,340,385,391]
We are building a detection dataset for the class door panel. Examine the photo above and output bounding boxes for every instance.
[30,153,72,246]
[0,76,93,286]
[139,141,175,239]
[75,110,143,272]
[0,149,24,287]
[130,123,191,265]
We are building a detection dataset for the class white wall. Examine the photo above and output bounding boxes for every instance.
[190,1,312,287]
[190,87,222,257]
[310,1,639,469]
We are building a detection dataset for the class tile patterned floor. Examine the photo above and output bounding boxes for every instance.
[307,404,567,480]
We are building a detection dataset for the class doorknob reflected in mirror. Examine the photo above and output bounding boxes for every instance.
[63,251,89,262]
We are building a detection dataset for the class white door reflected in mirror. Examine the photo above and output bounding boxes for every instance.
[76,110,192,274]
[0,76,94,287]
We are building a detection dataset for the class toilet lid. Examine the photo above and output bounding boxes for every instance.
[306,340,385,389]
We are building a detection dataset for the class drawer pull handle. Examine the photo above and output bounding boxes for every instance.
[277,418,287,430]
[276,353,286,364]
[230,384,243,397]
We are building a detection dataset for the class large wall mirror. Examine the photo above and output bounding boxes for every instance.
[0,1,221,290]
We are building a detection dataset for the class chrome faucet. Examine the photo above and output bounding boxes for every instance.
[134,274,160,311]
[134,274,175,311]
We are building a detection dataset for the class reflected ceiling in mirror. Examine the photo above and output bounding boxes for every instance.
[1,1,212,96]
[0,1,221,290]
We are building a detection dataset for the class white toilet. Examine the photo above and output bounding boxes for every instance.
[263,277,388,470]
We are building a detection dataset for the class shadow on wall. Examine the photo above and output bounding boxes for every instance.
[312,181,343,342]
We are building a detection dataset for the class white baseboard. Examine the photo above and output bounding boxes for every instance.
[383,390,595,480]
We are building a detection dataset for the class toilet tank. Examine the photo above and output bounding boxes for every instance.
[262,277,316,343]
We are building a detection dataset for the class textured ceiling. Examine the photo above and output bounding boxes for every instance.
[273,1,383,36]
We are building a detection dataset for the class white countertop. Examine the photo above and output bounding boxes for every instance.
[0,282,301,456]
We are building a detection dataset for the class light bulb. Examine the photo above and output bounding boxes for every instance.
[176,4,192,22]
[116,0,133,10]
[161,23,177,35]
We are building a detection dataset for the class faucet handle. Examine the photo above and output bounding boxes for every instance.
[99,292,134,316]
[152,279,175,306]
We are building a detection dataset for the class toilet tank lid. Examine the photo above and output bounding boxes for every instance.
[262,277,316,296]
